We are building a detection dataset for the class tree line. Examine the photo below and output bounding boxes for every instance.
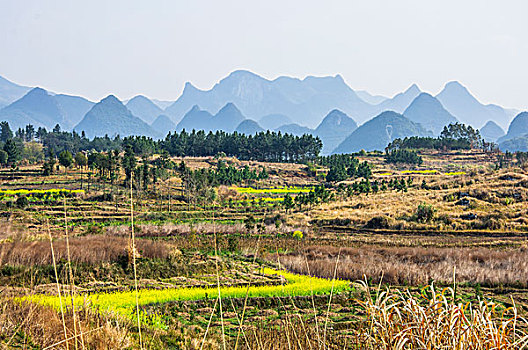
[386,123,488,152]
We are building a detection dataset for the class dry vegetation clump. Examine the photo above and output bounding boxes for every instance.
[0,298,130,349]
[353,281,528,349]
[0,235,169,266]
[280,246,528,287]
[244,318,344,349]
[106,222,305,238]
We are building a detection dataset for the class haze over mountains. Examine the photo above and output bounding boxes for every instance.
[0,70,525,153]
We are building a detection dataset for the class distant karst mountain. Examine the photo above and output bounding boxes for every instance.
[74,95,159,139]
[480,121,505,142]
[499,136,528,152]
[164,70,377,127]
[176,103,245,133]
[375,84,422,114]
[151,99,173,110]
[211,103,246,132]
[275,123,313,136]
[151,115,176,136]
[0,75,31,108]
[356,90,388,105]
[0,87,66,130]
[235,119,264,134]
[314,109,358,154]
[497,112,528,144]
[126,95,164,124]
[436,81,515,130]
[0,72,519,146]
[403,93,458,135]
[259,114,293,130]
[332,111,427,154]
[54,94,94,129]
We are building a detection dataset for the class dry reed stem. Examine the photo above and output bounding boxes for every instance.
[129,178,143,349]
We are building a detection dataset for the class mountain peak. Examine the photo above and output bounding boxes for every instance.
[183,81,200,93]
[218,102,240,113]
[100,95,121,105]
[27,86,48,95]
[75,94,158,139]
[404,92,457,135]
[189,105,201,112]
[405,83,420,94]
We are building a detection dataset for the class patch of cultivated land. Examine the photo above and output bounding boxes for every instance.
[1,150,528,348]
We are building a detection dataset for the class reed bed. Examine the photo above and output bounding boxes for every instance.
[280,245,528,287]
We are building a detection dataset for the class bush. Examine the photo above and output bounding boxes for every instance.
[15,196,28,208]
[414,203,436,223]
[365,216,391,229]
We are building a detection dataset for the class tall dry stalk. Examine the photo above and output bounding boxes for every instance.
[47,216,69,350]
[212,200,227,350]
[63,197,82,350]
[130,176,143,349]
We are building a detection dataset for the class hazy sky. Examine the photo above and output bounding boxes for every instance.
[0,0,527,109]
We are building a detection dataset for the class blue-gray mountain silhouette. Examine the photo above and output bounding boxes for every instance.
[151,115,176,136]
[176,103,245,133]
[480,120,505,142]
[332,111,428,154]
[356,90,388,105]
[375,84,422,114]
[314,109,358,154]
[0,75,31,108]
[54,94,94,129]
[497,112,528,144]
[165,70,376,127]
[75,95,159,139]
[403,93,458,135]
[259,114,293,130]
[275,123,313,136]
[235,119,264,134]
[126,95,164,124]
[0,87,66,130]
[436,81,515,130]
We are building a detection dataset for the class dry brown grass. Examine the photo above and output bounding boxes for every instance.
[0,298,130,349]
[352,280,528,349]
[0,235,169,266]
[280,245,528,287]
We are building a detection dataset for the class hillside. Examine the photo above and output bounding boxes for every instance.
[0,87,66,130]
[74,95,159,138]
[403,93,458,135]
[314,109,358,154]
[498,112,528,144]
[235,119,264,134]
[436,81,514,129]
[126,95,164,124]
[151,115,176,137]
[480,120,505,142]
[54,94,94,130]
[0,75,31,107]
[332,111,427,153]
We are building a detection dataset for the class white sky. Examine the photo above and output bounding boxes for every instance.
[0,0,526,109]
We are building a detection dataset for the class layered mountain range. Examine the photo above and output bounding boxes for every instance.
[0,70,525,153]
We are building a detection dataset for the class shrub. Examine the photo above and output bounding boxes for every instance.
[414,203,436,223]
[365,216,391,229]
[15,196,28,208]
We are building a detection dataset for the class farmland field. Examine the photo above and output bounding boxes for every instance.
[1,149,528,349]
